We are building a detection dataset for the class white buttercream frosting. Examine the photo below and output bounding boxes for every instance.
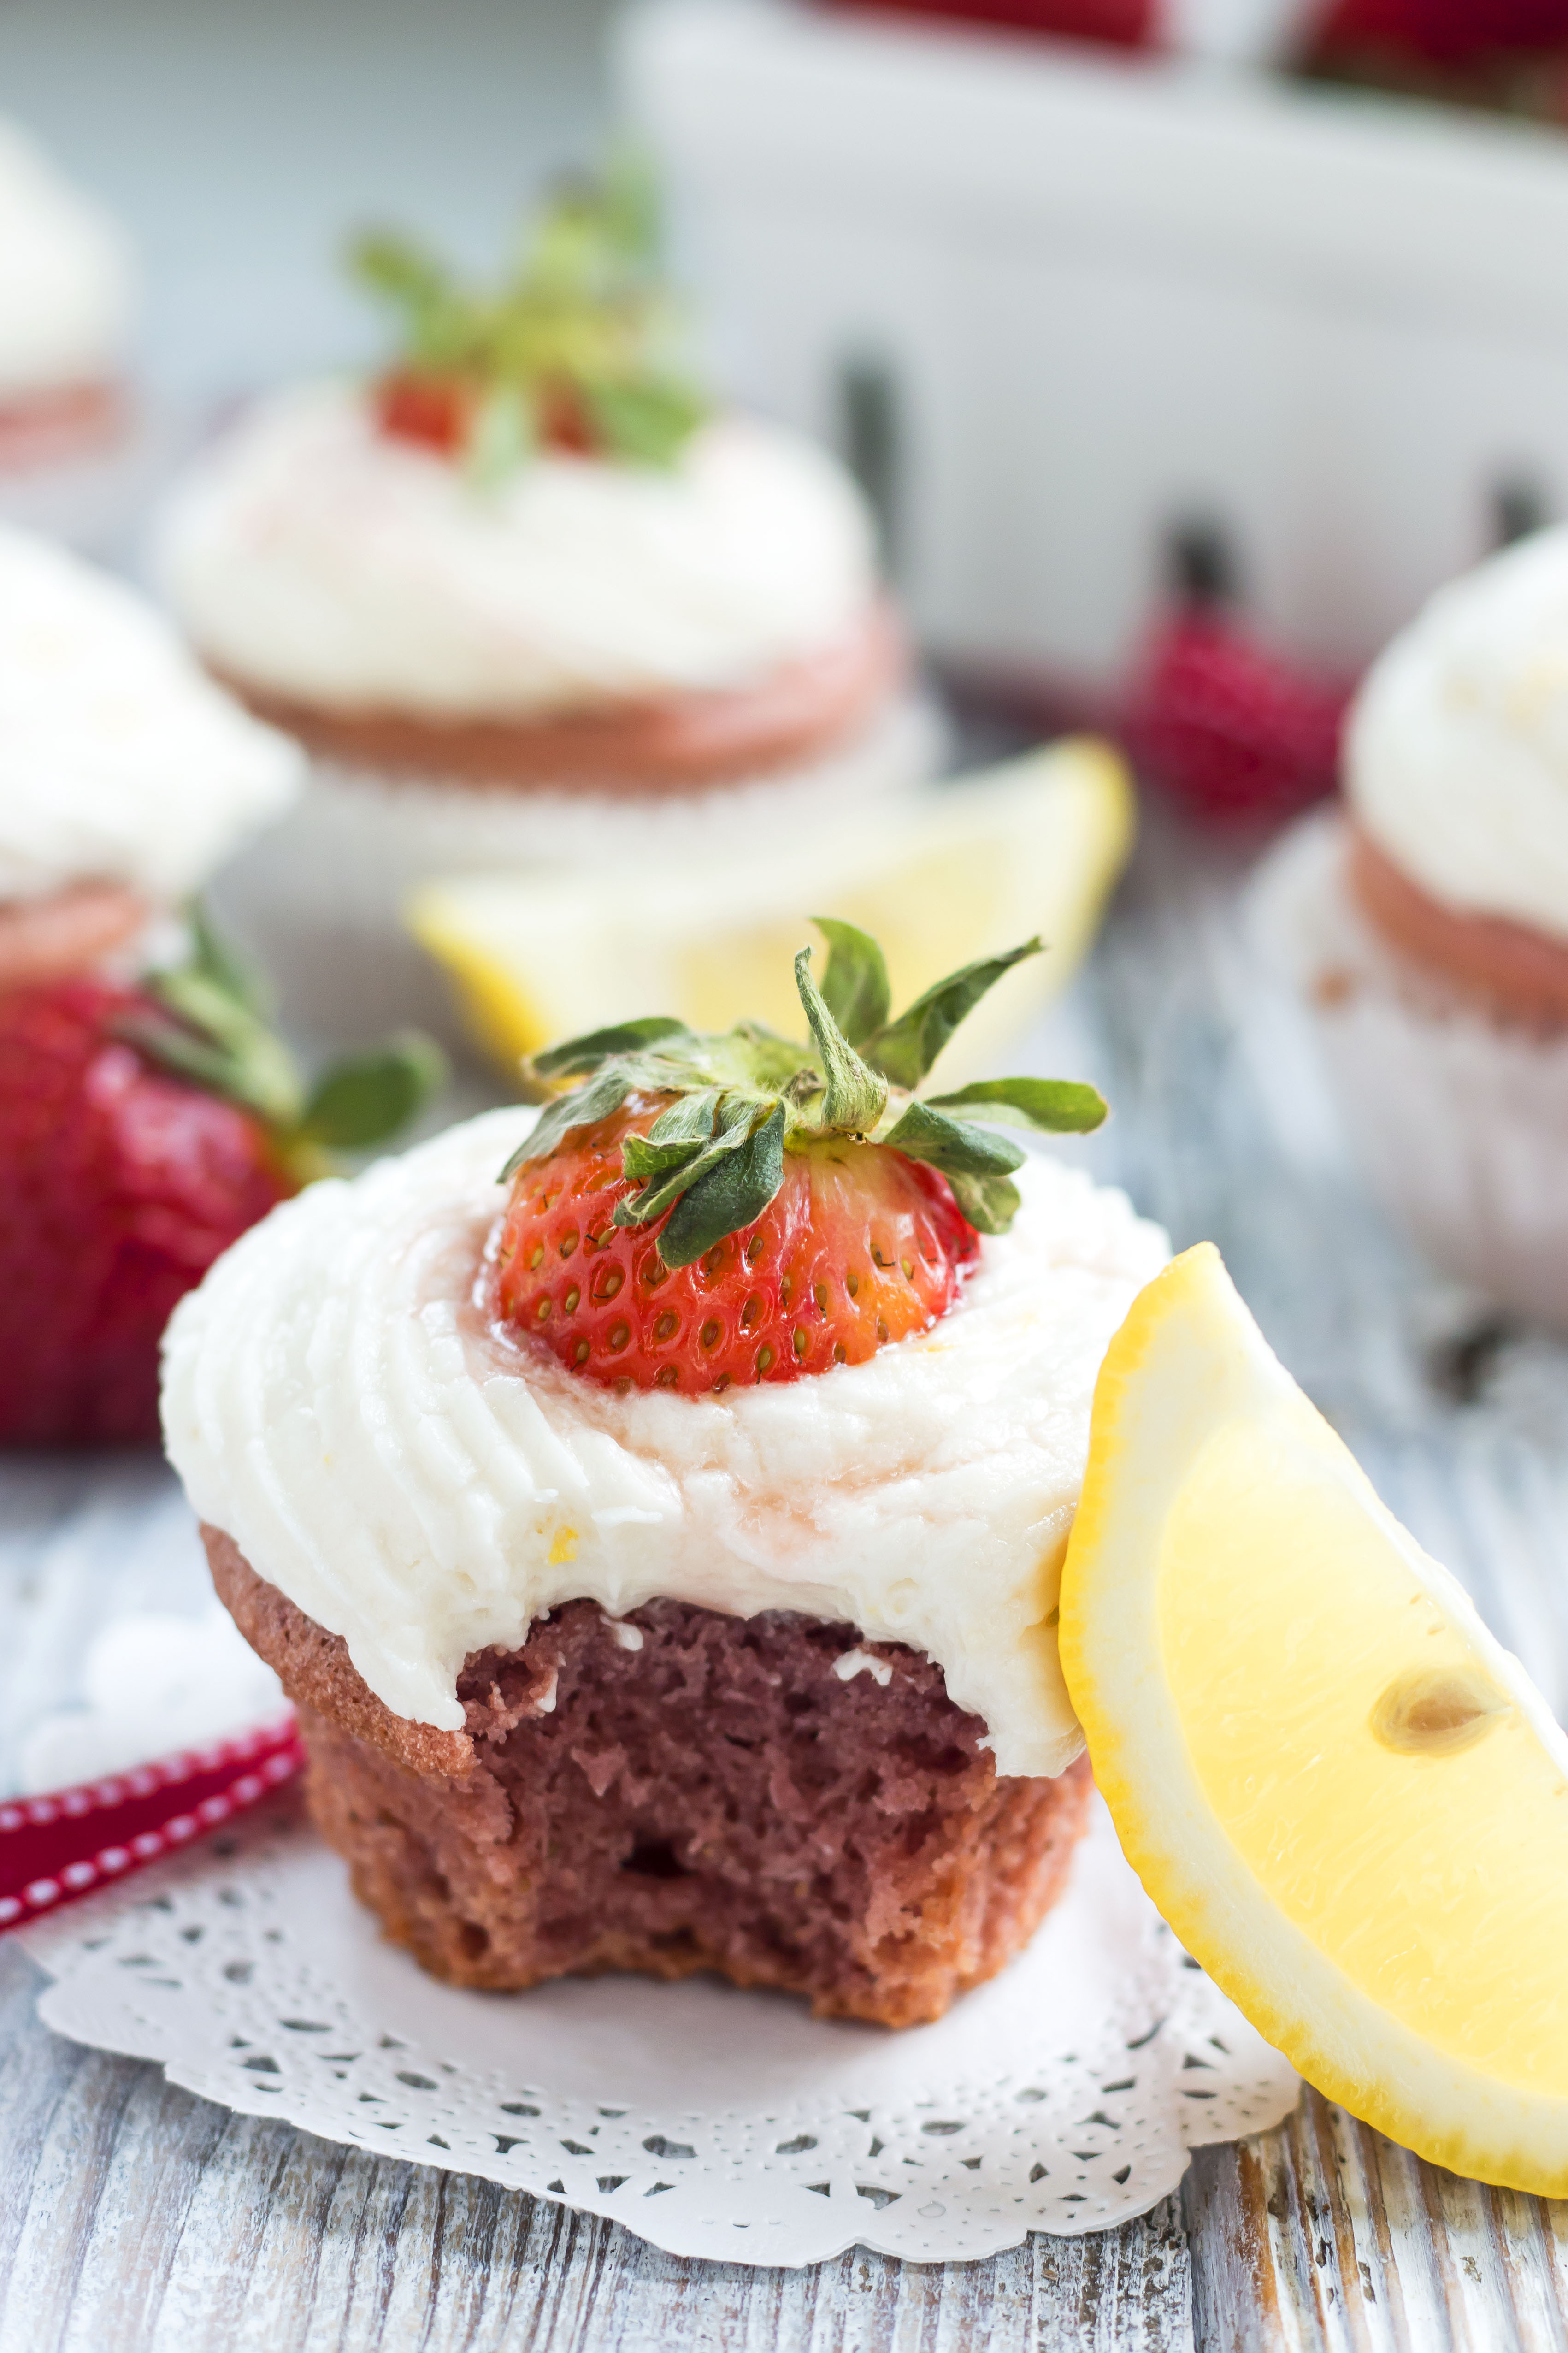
[1347,528,1568,943]
[0,120,133,398]
[0,526,302,903]
[161,1109,1167,1780]
[156,384,880,720]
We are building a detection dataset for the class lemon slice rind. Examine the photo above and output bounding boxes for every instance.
[1060,1243,1568,2194]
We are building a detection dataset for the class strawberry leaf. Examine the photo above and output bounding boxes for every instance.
[532,1017,692,1082]
[145,968,303,1128]
[862,940,1045,1088]
[620,1135,705,1184]
[112,1009,248,1106]
[812,916,890,1047]
[614,1094,756,1227]
[584,377,707,471]
[128,910,435,1164]
[502,1061,636,1177]
[945,1171,1023,1235]
[655,1101,788,1268]
[508,914,1111,1259]
[466,382,533,487]
[794,948,888,1138]
[351,155,708,477]
[642,1089,721,1151]
[189,902,270,1016]
[299,1034,447,1150]
[925,1076,1108,1134]
[880,1099,1026,1182]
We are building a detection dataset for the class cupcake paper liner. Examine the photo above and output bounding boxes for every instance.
[0,394,187,568]
[1251,812,1568,1327]
[209,692,944,1051]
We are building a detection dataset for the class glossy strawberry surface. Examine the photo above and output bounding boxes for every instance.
[0,980,290,1445]
[493,1103,979,1395]
[372,372,473,456]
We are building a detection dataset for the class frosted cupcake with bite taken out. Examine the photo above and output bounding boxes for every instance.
[156,163,936,1047]
[1256,526,1568,1322]
[163,922,1165,2024]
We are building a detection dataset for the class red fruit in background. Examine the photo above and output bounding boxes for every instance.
[818,0,1155,47]
[1122,523,1354,824]
[1313,0,1568,66]
[0,980,290,1446]
[0,906,441,1449]
[495,1100,979,1395]
[1124,611,1352,823]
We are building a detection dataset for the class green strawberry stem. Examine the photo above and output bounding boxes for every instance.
[115,906,446,1185]
[502,918,1107,1268]
[349,151,708,477]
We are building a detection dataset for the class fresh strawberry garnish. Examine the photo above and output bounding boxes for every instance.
[0,911,443,1446]
[1123,524,1354,825]
[373,372,476,457]
[496,1101,979,1392]
[351,157,708,478]
[491,920,1107,1396]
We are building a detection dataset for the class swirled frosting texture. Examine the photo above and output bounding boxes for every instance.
[0,120,133,397]
[1347,528,1568,943]
[0,526,301,903]
[161,1110,1167,1779]
[157,385,880,720]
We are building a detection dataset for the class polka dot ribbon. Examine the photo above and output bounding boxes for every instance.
[0,1714,305,1935]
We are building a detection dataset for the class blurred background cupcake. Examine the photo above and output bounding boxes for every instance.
[0,523,437,1446]
[0,522,297,1443]
[1255,526,1568,1325]
[0,117,147,556]
[154,159,938,1050]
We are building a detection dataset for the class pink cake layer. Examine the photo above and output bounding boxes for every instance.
[208,1527,1093,2028]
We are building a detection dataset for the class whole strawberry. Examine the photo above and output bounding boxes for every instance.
[1124,525,1353,826]
[353,157,706,478]
[0,916,442,1446]
[495,920,1107,1395]
[1313,0,1568,69]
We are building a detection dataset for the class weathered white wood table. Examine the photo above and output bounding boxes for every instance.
[4,807,1568,2350]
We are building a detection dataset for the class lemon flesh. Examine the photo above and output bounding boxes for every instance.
[1060,1244,1568,2193]
[406,739,1132,1083]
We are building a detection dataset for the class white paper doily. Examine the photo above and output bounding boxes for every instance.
[21,1789,1298,2266]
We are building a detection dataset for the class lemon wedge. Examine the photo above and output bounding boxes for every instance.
[1060,1243,1568,2192]
[407,739,1132,1083]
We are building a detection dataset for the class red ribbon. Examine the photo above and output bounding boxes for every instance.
[0,1715,305,1935]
